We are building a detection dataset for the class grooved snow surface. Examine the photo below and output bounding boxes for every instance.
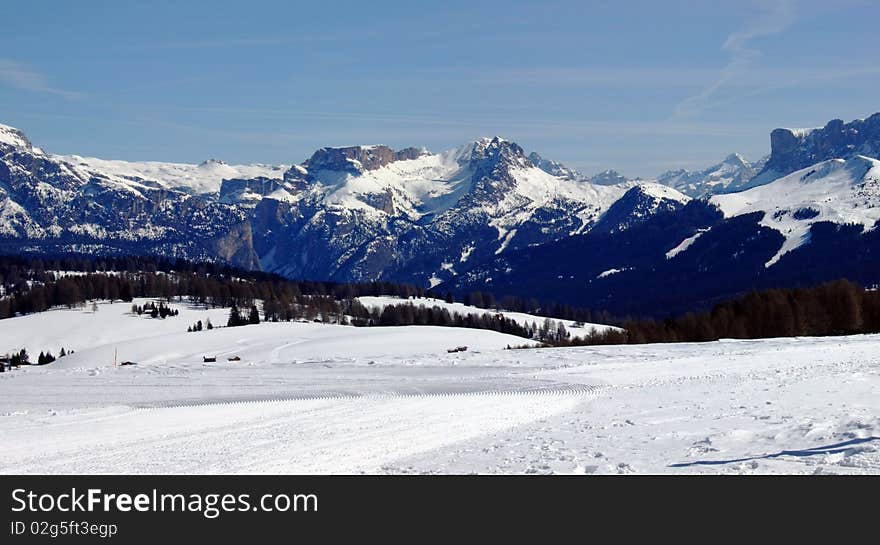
[1,300,878,474]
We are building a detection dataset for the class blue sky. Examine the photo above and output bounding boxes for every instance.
[1,0,878,177]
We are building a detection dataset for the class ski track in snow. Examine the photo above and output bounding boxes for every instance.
[0,388,599,474]
[1,301,878,474]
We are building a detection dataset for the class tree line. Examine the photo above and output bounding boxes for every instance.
[0,254,612,327]
[446,290,615,326]
[564,279,880,346]
[0,255,429,320]
[1,347,74,370]
[345,301,569,342]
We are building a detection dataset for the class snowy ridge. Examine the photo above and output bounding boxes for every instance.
[300,138,626,225]
[590,169,632,186]
[56,155,288,196]
[298,144,474,219]
[7,117,880,289]
[711,155,880,267]
[357,296,619,334]
[597,268,627,279]
[0,123,32,150]
[632,182,690,206]
[657,153,767,197]
[0,121,716,286]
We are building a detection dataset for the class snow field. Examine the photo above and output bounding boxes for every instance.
[0,301,878,474]
[0,388,598,474]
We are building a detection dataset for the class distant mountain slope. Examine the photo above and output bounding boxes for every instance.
[657,153,767,197]
[711,155,880,267]
[0,124,684,286]
[750,113,880,188]
[589,169,633,186]
[450,152,880,316]
[527,152,583,181]
[57,155,288,196]
[589,183,690,235]
[7,113,880,317]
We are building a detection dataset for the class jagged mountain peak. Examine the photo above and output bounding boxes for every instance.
[657,153,761,198]
[527,152,583,181]
[463,136,527,164]
[297,144,434,178]
[303,144,397,174]
[0,123,32,151]
[199,158,228,167]
[590,182,690,235]
[722,153,748,166]
[711,154,880,267]
[590,169,631,186]
[752,113,880,188]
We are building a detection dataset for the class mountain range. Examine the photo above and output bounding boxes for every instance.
[3,112,880,316]
[657,153,767,198]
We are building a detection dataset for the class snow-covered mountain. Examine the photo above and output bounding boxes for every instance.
[447,118,880,316]
[657,153,767,197]
[0,125,687,285]
[711,155,880,267]
[750,113,880,188]
[0,124,31,149]
[590,169,633,186]
[58,155,288,196]
[589,183,690,235]
[8,111,880,313]
[248,137,648,284]
[0,123,270,267]
[527,152,584,181]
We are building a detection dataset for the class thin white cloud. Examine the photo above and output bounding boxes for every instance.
[421,66,716,87]
[0,59,82,99]
[673,0,797,118]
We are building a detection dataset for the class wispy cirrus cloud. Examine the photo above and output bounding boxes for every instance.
[673,0,797,118]
[0,58,83,99]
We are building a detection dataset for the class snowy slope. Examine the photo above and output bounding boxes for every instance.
[292,138,626,226]
[657,153,766,197]
[0,299,230,362]
[665,229,707,259]
[0,298,528,370]
[56,156,288,195]
[0,123,31,150]
[711,155,880,266]
[357,296,619,334]
[249,136,636,283]
[3,122,648,284]
[1,315,878,474]
[753,114,880,186]
[590,169,632,186]
[588,183,690,236]
[298,144,475,219]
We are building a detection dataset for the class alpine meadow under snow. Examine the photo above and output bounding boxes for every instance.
[0,299,877,474]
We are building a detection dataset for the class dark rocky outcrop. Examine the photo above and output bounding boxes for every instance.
[395,147,428,161]
[304,145,396,173]
[756,113,880,182]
